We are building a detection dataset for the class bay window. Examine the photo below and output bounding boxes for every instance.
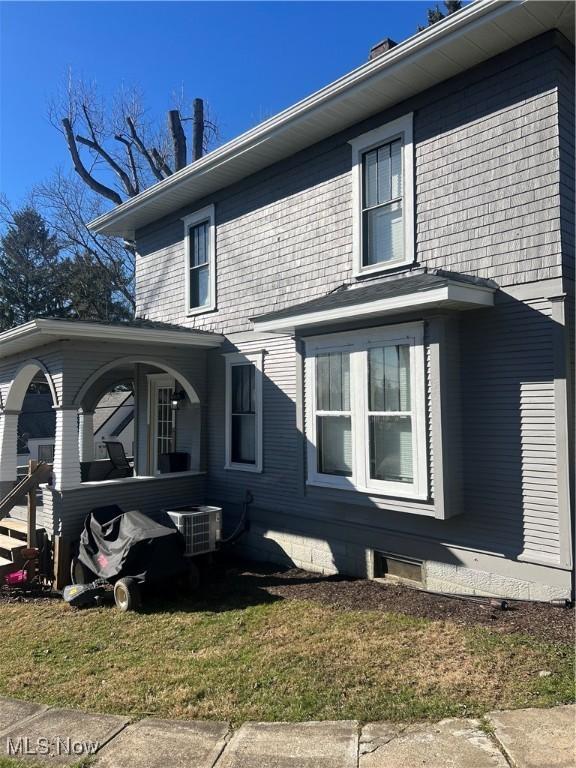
[306,322,427,499]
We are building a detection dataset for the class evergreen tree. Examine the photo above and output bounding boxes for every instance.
[63,252,131,322]
[0,206,132,330]
[0,207,64,329]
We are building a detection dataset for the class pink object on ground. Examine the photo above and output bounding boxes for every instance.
[5,570,27,586]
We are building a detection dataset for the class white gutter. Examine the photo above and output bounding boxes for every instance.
[89,0,516,237]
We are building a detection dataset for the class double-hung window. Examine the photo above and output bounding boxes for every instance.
[306,322,427,499]
[225,352,263,472]
[349,114,414,276]
[183,205,215,315]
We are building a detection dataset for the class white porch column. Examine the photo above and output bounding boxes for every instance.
[78,411,94,462]
[53,407,81,490]
[0,410,19,488]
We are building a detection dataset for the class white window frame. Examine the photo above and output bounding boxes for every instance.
[182,204,216,316]
[224,352,263,473]
[305,322,427,500]
[306,340,356,491]
[349,113,414,278]
[147,373,176,476]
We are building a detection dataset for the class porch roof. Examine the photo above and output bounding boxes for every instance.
[251,272,496,334]
[0,318,224,359]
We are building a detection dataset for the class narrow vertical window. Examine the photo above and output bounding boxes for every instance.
[189,221,209,308]
[183,205,215,315]
[315,351,352,476]
[367,345,413,484]
[231,364,256,464]
[362,139,403,267]
[225,353,263,472]
[349,113,414,276]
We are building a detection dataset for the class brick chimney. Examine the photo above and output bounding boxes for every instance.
[369,38,397,61]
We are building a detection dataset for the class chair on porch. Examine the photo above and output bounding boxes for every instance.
[103,441,133,479]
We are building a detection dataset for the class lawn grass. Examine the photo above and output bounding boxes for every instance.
[0,590,572,724]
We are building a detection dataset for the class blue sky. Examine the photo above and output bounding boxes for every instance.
[1,1,434,206]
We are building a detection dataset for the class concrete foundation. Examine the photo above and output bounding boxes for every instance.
[236,524,572,602]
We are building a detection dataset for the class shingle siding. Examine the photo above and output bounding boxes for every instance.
[130,33,573,592]
[136,36,569,332]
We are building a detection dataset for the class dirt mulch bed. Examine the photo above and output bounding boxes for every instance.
[0,585,59,605]
[216,562,575,645]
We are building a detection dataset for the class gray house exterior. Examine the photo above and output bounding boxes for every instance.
[0,0,573,598]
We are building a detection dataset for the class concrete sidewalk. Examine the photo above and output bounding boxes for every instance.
[0,697,573,767]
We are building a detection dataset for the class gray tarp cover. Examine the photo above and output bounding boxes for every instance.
[78,506,186,583]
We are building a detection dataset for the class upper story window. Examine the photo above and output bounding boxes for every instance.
[349,113,414,277]
[305,322,427,500]
[225,352,263,473]
[182,204,216,316]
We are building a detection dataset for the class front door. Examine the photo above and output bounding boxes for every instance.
[148,374,175,474]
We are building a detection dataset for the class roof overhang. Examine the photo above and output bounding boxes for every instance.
[0,319,224,359]
[89,0,574,240]
[252,281,495,335]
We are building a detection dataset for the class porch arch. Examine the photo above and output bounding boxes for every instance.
[74,356,200,409]
[4,358,59,411]
[0,359,59,490]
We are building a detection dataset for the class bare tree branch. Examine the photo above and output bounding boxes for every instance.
[62,118,122,205]
[126,116,167,181]
[114,135,140,194]
[75,133,137,196]
[151,148,173,178]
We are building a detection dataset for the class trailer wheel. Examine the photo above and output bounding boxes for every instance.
[185,561,200,592]
[114,578,141,612]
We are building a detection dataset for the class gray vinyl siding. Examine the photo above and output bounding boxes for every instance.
[206,294,561,565]
[459,296,560,562]
[207,335,301,513]
[41,473,206,538]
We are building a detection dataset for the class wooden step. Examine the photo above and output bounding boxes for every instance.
[0,518,28,534]
[0,519,44,539]
[0,534,26,557]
